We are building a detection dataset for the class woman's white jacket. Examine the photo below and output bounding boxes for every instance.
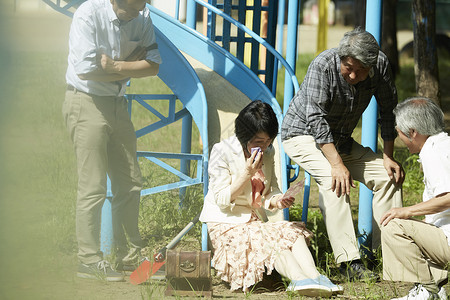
[199,135,282,224]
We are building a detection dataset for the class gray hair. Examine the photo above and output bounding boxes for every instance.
[337,27,379,68]
[394,97,445,138]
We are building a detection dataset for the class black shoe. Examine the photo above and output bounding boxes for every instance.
[78,260,125,282]
[116,256,148,272]
[115,261,137,272]
[339,260,380,282]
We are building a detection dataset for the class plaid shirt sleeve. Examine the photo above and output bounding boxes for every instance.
[302,54,335,144]
[281,50,338,144]
[374,52,398,141]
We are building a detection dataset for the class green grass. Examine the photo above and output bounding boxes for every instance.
[1,47,448,299]
[0,52,79,298]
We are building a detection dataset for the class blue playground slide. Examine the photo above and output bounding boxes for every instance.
[148,5,288,182]
[146,6,290,252]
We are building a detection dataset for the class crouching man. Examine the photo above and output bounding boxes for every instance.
[381,97,450,300]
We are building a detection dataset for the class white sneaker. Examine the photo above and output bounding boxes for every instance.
[437,287,447,300]
[315,274,344,294]
[392,284,440,300]
[286,278,332,298]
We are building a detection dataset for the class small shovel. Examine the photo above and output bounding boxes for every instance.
[130,212,201,285]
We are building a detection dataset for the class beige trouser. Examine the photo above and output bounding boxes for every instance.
[283,135,402,264]
[382,219,450,285]
[63,89,143,264]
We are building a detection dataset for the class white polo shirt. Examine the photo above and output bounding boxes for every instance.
[419,132,450,245]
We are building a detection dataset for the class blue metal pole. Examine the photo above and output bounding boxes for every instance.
[283,0,300,115]
[175,0,180,21]
[301,172,311,223]
[282,0,300,221]
[181,0,196,208]
[272,0,286,94]
[276,0,286,68]
[100,178,114,254]
[180,114,193,207]
[358,0,382,250]
[186,0,197,29]
[201,223,208,251]
[100,95,132,254]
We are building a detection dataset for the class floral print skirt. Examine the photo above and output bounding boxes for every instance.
[207,213,313,291]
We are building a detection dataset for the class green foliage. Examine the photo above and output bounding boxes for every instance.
[139,184,204,253]
[289,206,337,274]
[1,52,80,298]
[394,148,424,206]
[126,94,205,254]
[307,211,335,273]
[395,61,417,101]
[139,280,167,299]
[6,53,78,255]
[275,53,315,110]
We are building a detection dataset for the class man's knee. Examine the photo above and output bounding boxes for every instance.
[381,219,404,242]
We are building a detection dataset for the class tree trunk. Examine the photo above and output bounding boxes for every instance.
[354,1,366,29]
[381,0,399,79]
[412,0,440,105]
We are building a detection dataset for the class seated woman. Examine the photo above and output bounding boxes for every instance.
[199,100,343,297]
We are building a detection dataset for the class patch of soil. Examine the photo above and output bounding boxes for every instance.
[70,271,420,300]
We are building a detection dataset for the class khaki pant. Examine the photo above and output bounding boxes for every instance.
[382,218,450,285]
[283,135,402,264]
[63,89,143,264]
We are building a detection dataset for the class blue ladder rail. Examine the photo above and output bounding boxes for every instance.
[207,0,278,91]
[41,0,80,17]
[124,93,205,196]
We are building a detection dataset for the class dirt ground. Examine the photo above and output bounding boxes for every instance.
[69,273,414,300]
[4,7,450,300]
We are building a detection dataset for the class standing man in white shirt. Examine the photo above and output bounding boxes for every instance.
[381,97,450,300]
[63,0,161,281]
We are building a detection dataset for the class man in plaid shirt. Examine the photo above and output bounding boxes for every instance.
[281,28,404,281]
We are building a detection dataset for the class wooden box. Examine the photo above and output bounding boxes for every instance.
[165,250,212,298]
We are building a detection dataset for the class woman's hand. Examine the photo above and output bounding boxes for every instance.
[230,149,264,202]
[245,149,263,176]
[276,196,295,209]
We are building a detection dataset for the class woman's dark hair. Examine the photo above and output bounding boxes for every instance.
[234,100,279,148]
